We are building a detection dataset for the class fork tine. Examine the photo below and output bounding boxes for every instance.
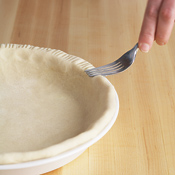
[87,66,126,77]
[85,58,121,72]
[96,62,123,71]
[86,63,125,77]
[86,61,124,75]
[85,60,122,74]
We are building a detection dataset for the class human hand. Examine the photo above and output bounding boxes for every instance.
[139,0,175,53]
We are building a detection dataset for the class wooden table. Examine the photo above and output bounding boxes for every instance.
[0,0,175,174]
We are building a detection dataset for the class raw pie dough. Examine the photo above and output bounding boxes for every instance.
[0,44,117,164]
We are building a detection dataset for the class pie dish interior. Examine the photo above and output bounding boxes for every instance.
[0,44,117,164]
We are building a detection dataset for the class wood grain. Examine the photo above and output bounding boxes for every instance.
[0,0,175,174]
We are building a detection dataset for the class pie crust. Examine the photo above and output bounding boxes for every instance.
[0,44,118,164]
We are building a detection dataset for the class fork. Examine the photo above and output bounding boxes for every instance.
[85,43,139,77]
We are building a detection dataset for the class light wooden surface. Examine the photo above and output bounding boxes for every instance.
[0,0,175,174]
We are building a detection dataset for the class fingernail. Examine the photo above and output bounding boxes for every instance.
[159,42,165,46]
[140,43,150,53]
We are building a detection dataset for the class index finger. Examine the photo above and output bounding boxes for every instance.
[139,0,162,52]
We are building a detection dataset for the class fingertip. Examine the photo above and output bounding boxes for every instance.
[139,43,150,53]
[156,39,166,46]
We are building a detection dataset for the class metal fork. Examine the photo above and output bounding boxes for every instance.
[85,43,139,77]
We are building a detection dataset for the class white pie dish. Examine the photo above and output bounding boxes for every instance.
[0,44,119,175]
[0,97,118,175]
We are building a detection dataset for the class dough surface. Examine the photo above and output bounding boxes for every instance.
[0,44,118,164]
